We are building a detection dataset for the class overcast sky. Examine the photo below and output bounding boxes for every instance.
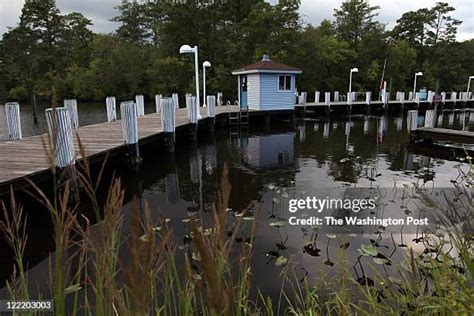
[1,0,472,40]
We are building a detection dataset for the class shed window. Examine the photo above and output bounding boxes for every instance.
[278,75,292,91]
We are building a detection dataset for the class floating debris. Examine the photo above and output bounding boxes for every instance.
[275,256,288,267]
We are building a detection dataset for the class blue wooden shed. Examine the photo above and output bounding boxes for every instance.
[232,55,302,111]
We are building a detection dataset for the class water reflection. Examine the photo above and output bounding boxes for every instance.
[1,111,473,299]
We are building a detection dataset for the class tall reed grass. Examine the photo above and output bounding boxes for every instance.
[0,140,472,315]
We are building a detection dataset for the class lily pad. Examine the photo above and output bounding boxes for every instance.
[269,221,286,228]
[358,244,377,257]
[373,257,390,265]
[275,256,288,267]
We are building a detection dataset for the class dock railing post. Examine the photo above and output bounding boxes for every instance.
[161,97,176,152]
[452,92,457,105]
[415,92,420,108]
[5,102,22,141]
[45,107,76,168]
[441,92,446,104]
[172,93,179,110]
[207,95,216,132]
[186,95,198,140]
[45,107,79,204]
[301,91,307,111]
[424,109,436,128]
[365,91,371,106]
[407,110,418,133]
[334,91,339,102]
[155,94,163,113]
[346,92,352,112]
[400,92,405,106]
[408,91,414,102]
[106,96,117,122]
[120,101,140,165]
[135,94,145,116]
[325,92,331,110]
[315,91,320,103]
[217,92,223,106]
[64,99,79,129]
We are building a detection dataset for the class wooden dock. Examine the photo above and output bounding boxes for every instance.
[411,127,474,144]
[0,106,240,194]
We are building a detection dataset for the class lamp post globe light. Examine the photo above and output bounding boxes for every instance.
[202,61,211,107]
[413,71,423,97]
[179,44,200,108]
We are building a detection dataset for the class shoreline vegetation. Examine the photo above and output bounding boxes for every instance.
[0,140,472,314]
[0,1,473,105]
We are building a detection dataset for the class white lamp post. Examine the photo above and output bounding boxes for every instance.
[202,61,211,107]
[467,75,474,98]
[180,44,200,109]
[348,68,358,103]
[349,67,358,94]
[413,72,423,97]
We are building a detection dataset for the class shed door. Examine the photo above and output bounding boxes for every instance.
[240,75,248,107]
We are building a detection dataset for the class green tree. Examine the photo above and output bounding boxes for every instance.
[112,0,151,45]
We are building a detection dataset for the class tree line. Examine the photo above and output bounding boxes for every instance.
[0,0,472,105]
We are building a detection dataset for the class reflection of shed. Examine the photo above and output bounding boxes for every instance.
[232,55,302,111]
[242,133,295,169]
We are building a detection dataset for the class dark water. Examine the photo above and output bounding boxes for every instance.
[0,102,473,300]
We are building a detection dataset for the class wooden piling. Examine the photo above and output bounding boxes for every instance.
[64,99,79,129]
[186,95,198,140]
[135,95,145,117]
[5,102,22,140]
[424,109,436,128]
[161,97,176,152]
[106,96,117,122]
[155,94,162,113]
[172,93,179,110]
[45,107,76,168]
[407,110,418,133]
[120,101,140,165]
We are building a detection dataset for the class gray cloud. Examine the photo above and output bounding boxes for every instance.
[1,0,473,40]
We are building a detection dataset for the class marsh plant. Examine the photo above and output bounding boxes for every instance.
[0,143,473,315]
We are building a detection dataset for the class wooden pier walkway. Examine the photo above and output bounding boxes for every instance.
[299,99,472,109]
[0,106,239,193]
[410,127,474,144]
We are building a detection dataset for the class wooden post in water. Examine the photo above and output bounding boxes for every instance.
[64,99,79,129]
[45,107,79,205]
[172,93,179,110]
[207,95,216,132]
[415,92,420,108]
[5,102,22,140]
[161,97,176,152]
[186,95,198,140]
[135,95,145,116]
[45,107,76,168]
[407,110,418,133]
[424,109,436,128]
[120,101,140,165]
[155,94,162,113]
[325,92,331,109]
[106,96,117,122]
